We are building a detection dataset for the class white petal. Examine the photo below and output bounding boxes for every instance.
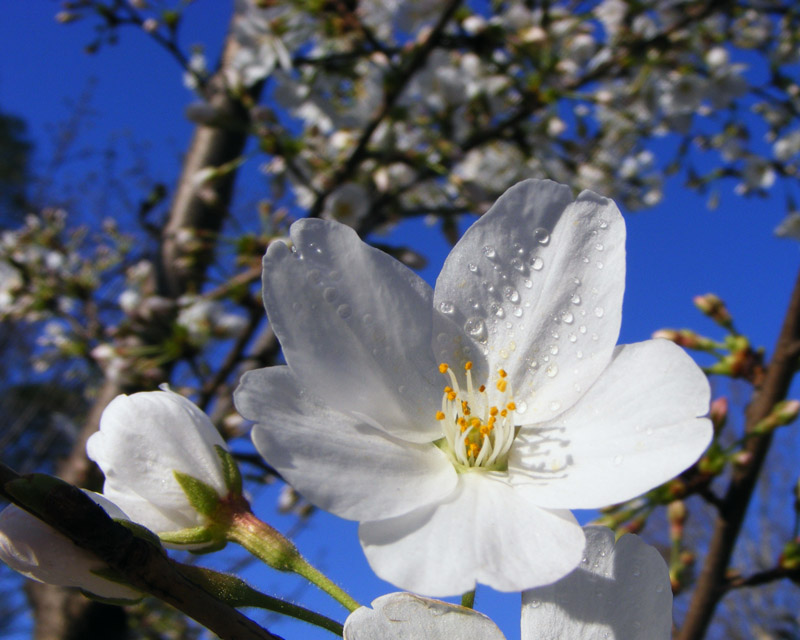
[235,366,457,521]
[359,473,584,597]
[262,219,441,442]
[433,180,625,419]
[344,592,506,640]
[86,389,228,531]
[510,340,711,509]
[0,495,140,601]
[521,526,671,640]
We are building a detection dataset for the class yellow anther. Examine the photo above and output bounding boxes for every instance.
[458,417,467,432]
[439,363,449,374]
[479,384,486,392]
[470,417,481,428]
[465,361,473,371]
[447,391,457,401]
[488,416,496,427]
[496,379,508,393]
[489,406,499,416]
[507,402,517,411]
[444,386,453,394]
[498,369,507,378]
[501,409,508,417]
[467,443,480,458]
[480,425,492,436]
[461,400,469,414]
[435,411,445,421]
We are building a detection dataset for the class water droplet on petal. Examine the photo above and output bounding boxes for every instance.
[468,262,478,273]
[582,256,590,263]
[576,350,583,359]
[594,306,604,318]
[503,286,520,303]
[482,245,497,259]
[306,269,323,286]
[599,220,609,229]
[569,333,577,343]
[438,301,455,315]
[595,242,604,251]
[530,257,544,271]
[571,294,581,305]
[464,317,488,343]
[329,269,341,281]
[528,599,541,608]
[596,261,604,270]
[579,325,587,334]
[323,287,338,303]
[516,400,527,414]
[510,257,525,272]
[561,311,574,324]
[573,277,581,285]
[534,228,550,245]
[550,401,561,412]
[513,307,523,318]
[523,278,533,289]
[488,302,504,318]
[549,345,559,355]
[337,304,352,319]
[546,364,559,378]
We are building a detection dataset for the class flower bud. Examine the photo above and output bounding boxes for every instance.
[693,293,733,329]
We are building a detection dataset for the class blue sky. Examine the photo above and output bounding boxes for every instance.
[2,3,799,639]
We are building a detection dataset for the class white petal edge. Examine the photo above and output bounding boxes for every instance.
[344,592,506,640]
[261,218,442,443]
[433,180,625,421]
[235,366,458,521]
[521,526,671,640]
[359,473,584,597]
[510,339,711,509]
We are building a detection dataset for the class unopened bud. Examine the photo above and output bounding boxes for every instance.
[142,17,158,33]
[694,293,733,329]
[753,399,800,434]
[55,11,79,23]
[709,397,728,434]
[732,450,753,467]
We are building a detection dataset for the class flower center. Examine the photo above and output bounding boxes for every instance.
[435,361,517,471]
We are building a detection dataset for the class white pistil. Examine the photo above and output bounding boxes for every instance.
[436,362,517,469]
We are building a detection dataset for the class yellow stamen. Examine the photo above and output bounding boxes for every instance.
[496,378,507,393]
[507,402,516,411]
[439,363,449,374]
[465,361,473,371]
[435,411,445,420]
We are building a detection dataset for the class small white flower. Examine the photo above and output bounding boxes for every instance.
[343,526,671,639]
[0,493,140,601]
[235,179,711,596]
[87,388,231,546]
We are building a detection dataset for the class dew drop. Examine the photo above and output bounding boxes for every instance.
[329,269,341,281]
[503,286,520,303]
[336,304,352,319]
[596,261,604,270]
[569,333,577,343]
[592,333,599,341]
[579,325,587,334]
[594,306,604,318]
[599,220,609,229]
[573,277,581,285]
[549,345,559,355]
[499,348,509,359]
[582,256,590,263]
[528,599,541,608]
[363,313,374,325]
[551,330,560,339]
[513,307,523,318]
[613,455,623,466]
[306,269,323,286]
[550,401,561,412]
[436,332,448,345]
[546,364,559,378]
[510,257,525,272]
[513,242,524,255]
[468,262,478,273]
[482,245,497,259]
[438,301,455,315]
[571,294,581,305]
[576,350,584,359]
[530,256,544,271]
[534,227,550,245]
[516,400,528,414]
[523,278,533,288]
[633,565,641,577]
[464,317,488,343]
[595,242,604,251]
[562,311,574,324]
[323,287,338,303]
[505,321,513,329]
[489,302,505,318]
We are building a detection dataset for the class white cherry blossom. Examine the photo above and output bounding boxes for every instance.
[235,179,711,596]
[0,493,140,602]
[343,526,671,639]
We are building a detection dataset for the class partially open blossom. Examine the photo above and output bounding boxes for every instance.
[87,388,234,548]
[235,179,711,596]
[0,493,140,602]
[344,526,671,639]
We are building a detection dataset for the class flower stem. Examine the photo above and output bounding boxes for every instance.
[226,511,361,612]
[461,589,475,609]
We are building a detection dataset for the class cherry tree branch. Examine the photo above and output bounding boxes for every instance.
[678,264,800,639]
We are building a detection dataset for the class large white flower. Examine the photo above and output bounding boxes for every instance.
[343,526,671,639]
[0,493,140,602]
[234,179,711,596]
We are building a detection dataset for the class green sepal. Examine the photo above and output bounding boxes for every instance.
[188,538,228,555]
[78,588,142,606]
[158,525,219,547]
[113,519,163,548]
[177,564,264,608]
[90,566,136,586]
[215,445,243,495]
[173,470,221,517]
